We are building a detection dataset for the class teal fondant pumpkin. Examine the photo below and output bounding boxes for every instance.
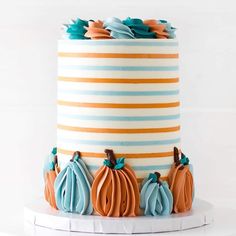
[54,151,93,214]
[140,172,173,216]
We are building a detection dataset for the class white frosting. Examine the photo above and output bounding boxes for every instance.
[57,39,180,180]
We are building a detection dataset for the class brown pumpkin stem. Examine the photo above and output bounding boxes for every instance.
[173,147,184,170]
[154,172,162,185]
[174,147,181,166]
[104,149,116,166]
[54,155,58,167]
[71,151,81,162]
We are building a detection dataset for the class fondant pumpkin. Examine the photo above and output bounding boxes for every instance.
[54,151,93,214]
[91,149,140,217]
[44,148,60,209]
[168,147,194,213]
[140,172,173,216]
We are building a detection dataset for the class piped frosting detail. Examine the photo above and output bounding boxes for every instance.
[66,18,89,39]
[140,172,173,216]
[168,147,194,213]
[158,20,176,39]
[91,149,140,217]
[63,17,176,39]
[123,17,156,39]
[104,17,135,39]
[54,151,93,214]
[143,19,169,39]
[85,20,111,39]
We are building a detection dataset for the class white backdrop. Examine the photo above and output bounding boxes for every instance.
[0,0,236,234]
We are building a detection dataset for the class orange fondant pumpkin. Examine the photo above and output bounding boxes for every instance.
[91,149,139,217]
[44,155,60,209]
[168,147,194,213]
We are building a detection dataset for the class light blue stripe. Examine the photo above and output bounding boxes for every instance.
[58,113,180,121]
[87,164,172,171]
[62,41,178,47]
[60,65,178,71]
[58,89,179,96]
[58,137,180,146]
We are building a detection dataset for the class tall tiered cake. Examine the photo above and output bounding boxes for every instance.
[43,17,194,220]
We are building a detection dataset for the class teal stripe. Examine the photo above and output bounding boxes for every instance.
[61,40,178,47]
[58,137,180,146]
[60,65,178,71]
[88,164,172,171]
[58,89,179,96]
[58,113,180,121]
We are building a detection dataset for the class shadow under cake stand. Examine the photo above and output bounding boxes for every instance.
[24,198,213,234]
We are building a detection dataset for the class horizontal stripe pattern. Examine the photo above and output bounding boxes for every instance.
[57,113,180,121]
[57,124,180,134]
[58,52,179,59]
[59,65,179,71]
[58,137,180,146]
[58,89,179,96]
[57,100,180,109]
[58,77,179,84]
[57,148,175,158]
[57,39,180,180]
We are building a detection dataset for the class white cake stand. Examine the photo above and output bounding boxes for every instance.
[24,198,213,234]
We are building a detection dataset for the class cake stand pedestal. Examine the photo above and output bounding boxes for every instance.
[24,198,213,234]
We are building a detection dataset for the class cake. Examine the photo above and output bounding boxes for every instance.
[44,17,194,218]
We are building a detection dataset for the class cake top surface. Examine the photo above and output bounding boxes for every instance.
[62,17,176,40]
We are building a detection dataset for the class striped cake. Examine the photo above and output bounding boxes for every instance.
[57,39,180,182]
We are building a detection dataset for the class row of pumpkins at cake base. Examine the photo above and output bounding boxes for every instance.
[44,147,194,217]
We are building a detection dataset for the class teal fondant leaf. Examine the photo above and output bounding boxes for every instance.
[104,159,113,168]
[73,153,79,162]
[52,147,57,155]
[180,153,190,165]
[114,162,125,170]
[148,173,157,183]
[116,157,125,164]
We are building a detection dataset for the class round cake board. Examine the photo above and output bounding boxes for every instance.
[24,198,213,234]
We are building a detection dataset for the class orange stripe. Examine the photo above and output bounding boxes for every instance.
[57,124,180,134]
[57,148,174,159]
[58,77,179,84]
[58,52,179,59]
[57,100,180,109]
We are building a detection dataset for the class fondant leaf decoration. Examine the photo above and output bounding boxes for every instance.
[103,159,113,168]
[114,157,125,170]
[140,172,173,216]
[116,157,125,164]
[91,149,140,217]
[148,173,157,183]
[180,153,189,165]
[168,147,194,213]
[54,151,93,215]
[114,163,124,170]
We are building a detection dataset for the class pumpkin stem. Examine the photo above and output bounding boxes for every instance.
[173,147,180,166]
[173,147,184,170]
[71,151,80,162]
[154,172,162,185]
[104,149,116,166]
[54,155,58,167]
